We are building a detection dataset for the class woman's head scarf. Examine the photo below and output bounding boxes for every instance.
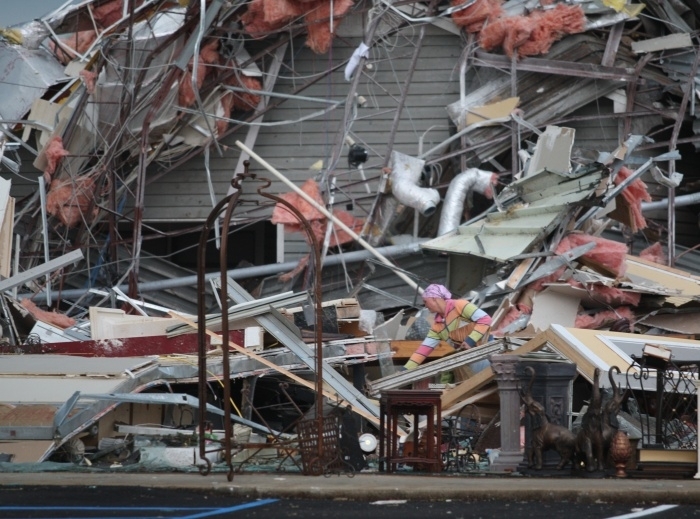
[422,284,451,300]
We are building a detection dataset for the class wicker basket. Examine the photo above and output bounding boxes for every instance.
[296,415,343,475]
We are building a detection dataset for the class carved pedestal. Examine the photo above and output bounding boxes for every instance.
[489,354,525,472]
[517,357,577,474]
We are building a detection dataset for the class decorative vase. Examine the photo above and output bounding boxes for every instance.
[609,430,631,478]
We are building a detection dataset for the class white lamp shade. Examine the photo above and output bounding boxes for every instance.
[359,433,377,453]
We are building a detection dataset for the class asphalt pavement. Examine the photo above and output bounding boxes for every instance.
[1,469,700,505]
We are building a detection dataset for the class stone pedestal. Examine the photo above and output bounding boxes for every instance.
[489,354,524,472]
[517,358,577,474]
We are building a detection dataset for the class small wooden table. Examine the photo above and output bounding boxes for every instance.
[379,390,442,473]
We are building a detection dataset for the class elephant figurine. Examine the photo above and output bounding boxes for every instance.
[520,366,577,470]
[576,368,605,472]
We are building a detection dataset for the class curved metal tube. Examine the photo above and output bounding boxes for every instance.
[437,168,496,236]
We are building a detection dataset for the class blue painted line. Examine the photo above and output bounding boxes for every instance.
[180,498,279,519]
[0,506,213,511]
[0,498,278,519]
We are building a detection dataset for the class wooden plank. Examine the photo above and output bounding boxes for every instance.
[389,340,454,360]
[440,333,547,410]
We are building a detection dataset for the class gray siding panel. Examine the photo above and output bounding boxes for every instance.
[146,17,464,261]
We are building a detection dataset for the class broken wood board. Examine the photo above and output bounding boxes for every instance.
[440,335,545,410]
[632,33,693,54]
[0,178,14,279]
[390,340,454,359]
[465,97,520,127]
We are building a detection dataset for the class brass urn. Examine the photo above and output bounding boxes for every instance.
[609,430,631,478]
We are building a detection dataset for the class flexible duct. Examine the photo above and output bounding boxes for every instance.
[438,168,497,236]
[389,151,440,216]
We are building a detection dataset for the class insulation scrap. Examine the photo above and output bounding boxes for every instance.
[49,30,97,65]
[639,242,666,265]
[271,178,363,246]
[480,15,533,57]
[279,254,309,283]
[217,75,263,135]
[46,177,98,228]
[241,0,281,39]
[91,0,130,28]
[178,40,221,107]
[304,0,354,54]
[271,178,326,224]
[42,136,70,184]
[451,0,504,33]
[80,69,98,95]
[242,0,353,53]
[21,299,77,329]
[569,281,642,307]
[575,306,635,330]
[227,74,263,111]
[613,166,652,232]
[515,5,586,58]
[556,233,628,278]
[264,0,305,25]
[479,4,585,58]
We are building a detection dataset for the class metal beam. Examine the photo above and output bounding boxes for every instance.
[224,277,381,420]
[0,249,83,294]
[368,342,505,395]
[474,51,646,83]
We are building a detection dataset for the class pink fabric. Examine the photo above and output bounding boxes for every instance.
[422,284,451,300]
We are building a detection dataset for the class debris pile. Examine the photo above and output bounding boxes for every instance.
[0,0,699,478]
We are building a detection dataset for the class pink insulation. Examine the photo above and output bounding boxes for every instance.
[639,242,666,265]
[478,3,585,58]
[271,179,363,247]
[451,0,504,33]
[556,233,628,278]
[304,0,354,54]
[49,30,97,65]
[90,0,143,28]
[479,14,533,56]
[264,0,305,25]
[271,178,326,225]
[575,307,635,330]
[79,70,98,95]
[242,0,353,53]
[178,40,221,107]
[43,136,70,184]
[513,5,586,58]
[614,166,651,232]
[21,299,77,329]
[242,0,284,38]
[227,75,263,111]
[45,177,98,228]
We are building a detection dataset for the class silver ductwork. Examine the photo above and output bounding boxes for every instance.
[389,151,440,216]
[438,168,496,235]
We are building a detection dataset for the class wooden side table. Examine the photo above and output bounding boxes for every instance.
[379,390,442,473]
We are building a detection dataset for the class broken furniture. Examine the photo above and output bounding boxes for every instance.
[379,390,442,473]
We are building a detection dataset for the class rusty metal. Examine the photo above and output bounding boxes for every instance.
[196,162,325,478]
[250,166,328,475]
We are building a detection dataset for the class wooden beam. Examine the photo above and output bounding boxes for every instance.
[440,333,546,410]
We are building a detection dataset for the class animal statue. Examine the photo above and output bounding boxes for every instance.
[576,368,605,472]
[602,366,627,463]
[520,366,577,470]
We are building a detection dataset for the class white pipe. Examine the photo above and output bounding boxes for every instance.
[642,192,700,212]
[438,168,496,236]
[389,150,440,216]
[235,141,422,294]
